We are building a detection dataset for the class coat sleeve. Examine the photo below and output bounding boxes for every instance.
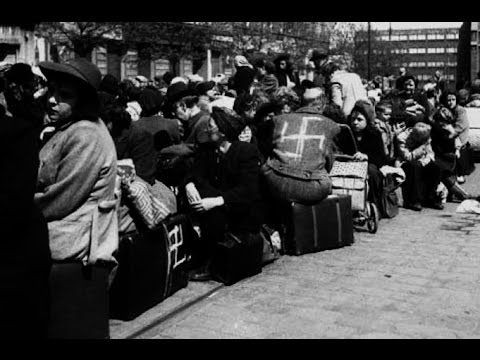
[34,125,106,221]
[454,107,469,136]
[219,145,261,207]
[330,83,343,109]
[367,130,388,168]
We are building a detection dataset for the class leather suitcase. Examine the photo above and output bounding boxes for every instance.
[211,232,263,286]
[109,214,193,321]
[285,195,354,256]
[48,263,111,339]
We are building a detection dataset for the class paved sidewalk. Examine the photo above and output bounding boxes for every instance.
[112,171,480,339]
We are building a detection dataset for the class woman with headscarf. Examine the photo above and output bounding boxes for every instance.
[34,59,118,338]
[336,100,390,215]
[183,107,264,282]
[233,55,256,97]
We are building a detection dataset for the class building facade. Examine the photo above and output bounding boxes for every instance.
[0,23,36,65]
[374,26,460,89]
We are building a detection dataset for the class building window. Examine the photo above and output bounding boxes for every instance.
[409,48,418,54]
[446,33,455,40]
[154,59,170,77]
[417,48,426,54]
[123,50,138,79]
[436,48,445,53]
[427,48,436,54]
[399,35,408,41]
[381,35,390,41]
[418,34,426,40]
[437,62,445,67]
[436,34,445,40]
[409,34,418,41]
[418,62,426,67]
[94,47,108,76]
[391,35,400,41]
[409,62,417,67]
[446,47,457,53]
[427,34,436,40]
[427,62,436,67]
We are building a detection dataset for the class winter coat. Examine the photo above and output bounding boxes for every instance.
[1,112,50,269]
[265,106,341,180]
[452,105,470,147]
[35,119,118,264]
[187,141,264,234]
[395,128,435,165]
[114,124,157,185]
[234,66,256,96]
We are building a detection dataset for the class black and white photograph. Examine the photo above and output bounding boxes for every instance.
[1,20,480,340]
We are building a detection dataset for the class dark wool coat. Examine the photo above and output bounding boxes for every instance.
[114,124,157,185]
[0,113,51,336]
[266,106,341,180]
[233,66,256,96]
[187,141,264,234]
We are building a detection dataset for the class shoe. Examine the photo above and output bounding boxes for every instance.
[425,201,444,210]
[405,202,422,211]
[189,269,213,282]
[457,176,466,184]
[449,183,471,202]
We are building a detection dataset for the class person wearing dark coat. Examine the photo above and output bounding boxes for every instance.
[136,88,182,151]
[184,107,264,282]
[0,64,51,338]
[103,105,157,185]
[336,100,390,215]
[233,55,256,97]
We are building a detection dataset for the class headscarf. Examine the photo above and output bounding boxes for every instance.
[234,55,253,70]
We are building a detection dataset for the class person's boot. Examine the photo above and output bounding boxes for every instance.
[449,183,472,202]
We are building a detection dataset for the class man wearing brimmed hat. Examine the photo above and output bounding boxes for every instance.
[34,58,118,339]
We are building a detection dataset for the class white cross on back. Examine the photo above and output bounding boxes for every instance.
[279,117,326,159]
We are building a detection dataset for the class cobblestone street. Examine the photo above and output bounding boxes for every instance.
[111,169,480,339]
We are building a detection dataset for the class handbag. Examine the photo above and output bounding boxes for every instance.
[211,231,263,286]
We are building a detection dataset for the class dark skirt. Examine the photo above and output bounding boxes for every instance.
[456,143,476,176]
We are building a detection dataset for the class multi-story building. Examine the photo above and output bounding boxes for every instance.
[0,22,37,65]
[38,22,333,82]
[372,26,460,89]
[456,22,480,88]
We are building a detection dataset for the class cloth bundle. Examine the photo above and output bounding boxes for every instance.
[117,159,177,232]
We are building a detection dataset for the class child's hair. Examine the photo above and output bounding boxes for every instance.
[407,122,432,149]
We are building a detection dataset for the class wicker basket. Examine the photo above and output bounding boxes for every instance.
[329,160,368,212]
